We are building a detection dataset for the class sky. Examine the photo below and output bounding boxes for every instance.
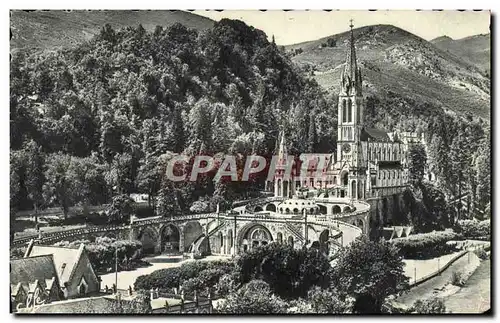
[193,10,491,45]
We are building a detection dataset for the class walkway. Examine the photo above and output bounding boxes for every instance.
[395,252,473,306]
[402,251,464,283]
[100,255,230,291]
[444,259,491,313]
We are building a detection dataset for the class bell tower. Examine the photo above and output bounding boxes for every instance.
[336,20,366,199]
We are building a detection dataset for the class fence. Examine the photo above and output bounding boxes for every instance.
[409,250,468,287]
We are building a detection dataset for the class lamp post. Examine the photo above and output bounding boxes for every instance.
[115,247,118,296]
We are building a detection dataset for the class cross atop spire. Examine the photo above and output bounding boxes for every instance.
[339,20,362,96]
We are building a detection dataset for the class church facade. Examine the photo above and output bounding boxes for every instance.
[272,23,411,201]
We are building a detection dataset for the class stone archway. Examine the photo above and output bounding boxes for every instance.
[183,221,203,250]
[265,204,277,212]
[351,180,357,199]
[318,204,327,215]
[238,223,274,252]
[343,206,352,213]
[159,224,180,253]
[137,226,158,255]
[250,227,272,249]
[277,179,282,196]
[277,232,283,244]
[358,180,364,199]
[332,205,341,214]
[254,205,263,212]
[288,236,294,246]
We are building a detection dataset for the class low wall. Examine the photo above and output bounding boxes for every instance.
[409,250,468,287]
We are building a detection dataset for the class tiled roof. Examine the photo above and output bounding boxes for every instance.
[28,296,116,314]
[26,245,81,285]
[361,127,390,141]
[10,255,58,287]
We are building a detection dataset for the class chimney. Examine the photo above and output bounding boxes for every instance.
[24,240,35,258]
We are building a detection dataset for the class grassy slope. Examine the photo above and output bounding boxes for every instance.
[432,33,491,73]
[287,25,490,119]
[10,10,214,52]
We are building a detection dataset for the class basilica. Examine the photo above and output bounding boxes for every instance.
[271,22,415,201]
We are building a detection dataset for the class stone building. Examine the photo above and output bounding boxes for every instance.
[24,241,100,299]
[271,22,411,200]
[10,254,64,311]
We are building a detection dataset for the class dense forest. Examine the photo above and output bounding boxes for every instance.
[10,19,490,226]
[10,19,337,218]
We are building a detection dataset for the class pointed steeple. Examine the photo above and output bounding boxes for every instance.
[277,130,288,159]
[340,20,362,96]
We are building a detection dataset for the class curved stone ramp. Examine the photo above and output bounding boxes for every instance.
[188,233,210,254]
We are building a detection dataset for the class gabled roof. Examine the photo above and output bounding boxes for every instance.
[361,127,390,142]
[10,255,59,287]
[26,245,84,285]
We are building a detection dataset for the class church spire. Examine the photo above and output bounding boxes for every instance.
[340,20,362,96]
[278,130,288,158]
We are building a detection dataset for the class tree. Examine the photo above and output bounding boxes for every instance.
[216,280,287,314]
[236,243,332,299]
[295,286,353,313]
[106,153,134,195]
[188,98,213,153]
[407,143,427,185]
[136,154,161,209]
[307,114,317,153]
[331,236,409,313]
[413,297,447,314]
[24,140,46,223]
[107,194,135,224]
[474,129,490,215]
[43,153,72,219]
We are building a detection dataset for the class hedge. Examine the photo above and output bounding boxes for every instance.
[391,230,462,259]
[134,260,235,295]
[455,220,490,240]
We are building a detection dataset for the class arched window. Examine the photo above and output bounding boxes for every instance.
[348,99,353,122]
[342,100,347,123]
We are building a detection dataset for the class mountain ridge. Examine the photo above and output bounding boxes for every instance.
[10,10,215,52]
[285,24,490,119]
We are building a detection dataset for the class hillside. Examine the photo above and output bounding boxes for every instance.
[432,33,490,74]
[286,25,490,119]
[10,10,214,52]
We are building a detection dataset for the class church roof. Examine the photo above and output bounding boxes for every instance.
[361,127,391,141]
[10,254,59,287]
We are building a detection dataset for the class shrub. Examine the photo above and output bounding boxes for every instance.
[10,247,26,259]
[474,248,489,260]
[413,297,447,313]
[236,243,332,299]
[216,280,287,314]
[54,236,143,274]
[391,230,461,259]
[134,260,235,292]
[451,271,466,287]
[297,287,352,314]
[455,220,490,240]
[214,274,238,297]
